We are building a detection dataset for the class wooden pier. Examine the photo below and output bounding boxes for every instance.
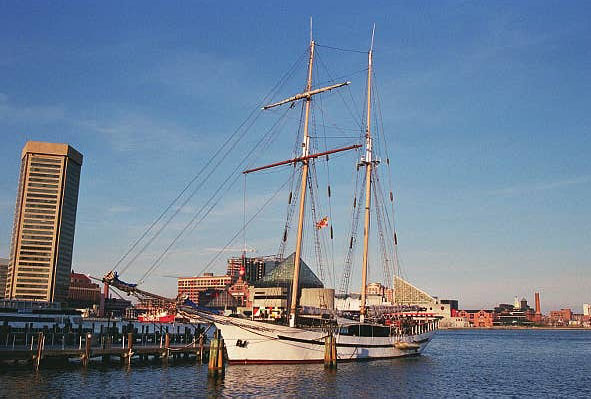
[0,331,210,369]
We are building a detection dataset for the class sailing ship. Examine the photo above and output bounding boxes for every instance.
[178,27,437,363]
[104,25,438,364]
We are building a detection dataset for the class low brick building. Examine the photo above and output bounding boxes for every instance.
[67,271,101,308]
[549,308,573,326]
[457,309,495,327]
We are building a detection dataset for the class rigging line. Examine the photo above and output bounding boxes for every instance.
[309,135,360,138]
[374,168,399,284]
[339,167,365,294]
[314,68,368,88]
[138,112,290,284]
[309,96,332,288]
[372,73,402,278]
[316,81,337,289]
[267,109,362,132]
[196,176,292,277]
[138,106,293,283]
[121,101,263,276]
[307,164,325,284]
[278,101,307,261]
[115,49,307,276]
[315,50,363,130]
[372,172,392,288]
[243,174,247,254]
[315,43,368,54]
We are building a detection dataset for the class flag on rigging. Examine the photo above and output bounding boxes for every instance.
[316,216,329,230]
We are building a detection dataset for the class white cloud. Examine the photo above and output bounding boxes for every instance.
[0,93,66,124]
[488,176,591,196]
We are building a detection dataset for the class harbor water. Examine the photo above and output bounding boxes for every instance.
[1,329,590,398]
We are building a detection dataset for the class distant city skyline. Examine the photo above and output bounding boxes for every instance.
[1,2,590,312]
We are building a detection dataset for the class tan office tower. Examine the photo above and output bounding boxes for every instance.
[5,141,83,303]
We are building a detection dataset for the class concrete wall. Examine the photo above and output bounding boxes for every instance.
[300,288,334,310]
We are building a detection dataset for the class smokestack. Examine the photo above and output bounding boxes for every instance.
[535,292,541,315]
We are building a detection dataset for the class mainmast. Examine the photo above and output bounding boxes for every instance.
[245,22,353,328]
[288,37,315,327]
[359,25,375,324]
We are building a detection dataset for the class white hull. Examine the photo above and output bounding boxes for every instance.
[208,315,436,364]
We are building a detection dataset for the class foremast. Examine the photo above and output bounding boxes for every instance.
[359,25,376,324]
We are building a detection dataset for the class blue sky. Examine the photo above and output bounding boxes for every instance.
[1,1,589,312]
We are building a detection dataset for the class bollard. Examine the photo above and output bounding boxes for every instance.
[208,330,225,377]
[324,334,337,369]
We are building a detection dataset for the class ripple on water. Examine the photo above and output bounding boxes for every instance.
[1,329,591,399]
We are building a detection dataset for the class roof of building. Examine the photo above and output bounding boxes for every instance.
[22,141,83,165]
[198,289,238,309]
[253,252,323,288]
[461,309,495,313]
[393,275,436,305]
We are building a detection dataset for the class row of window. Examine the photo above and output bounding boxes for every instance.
[16,278,49,285]
[26,191,58,198]
[23,224,54,231]
[29,172,60,180]
[28,182,58,189]
[21,239,53,245]
[25,203,56,210]
[18,261,50,267]
[30,163,61,169]
[24,217,54,224]
[29,177,59,184]
[19,250,51,256]
[26,196,57,204]
[24,207,56,215]
[24,213,55,220]
[17,267,50,273]
[31,156,62,164]
[19,256,51,262]
[27,187,58,195]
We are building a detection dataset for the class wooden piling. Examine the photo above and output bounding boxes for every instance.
[208,330,224,376]
[83,333,92,367]
[34,332,44,370]
[162,333,170,361]
[199,335,204,363]
[127,332,134,365]
[324,334,337,369]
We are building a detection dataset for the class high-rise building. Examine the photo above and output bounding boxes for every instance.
[177,273,233,302]
[226,255,278,284]
[0,258,8,299]
[5,141,83,303]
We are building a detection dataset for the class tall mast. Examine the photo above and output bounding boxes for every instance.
[248,19,352,327]
[359,25,375,324]
[289,34,315,328]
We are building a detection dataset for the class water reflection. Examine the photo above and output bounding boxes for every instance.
[1,330,591,398]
